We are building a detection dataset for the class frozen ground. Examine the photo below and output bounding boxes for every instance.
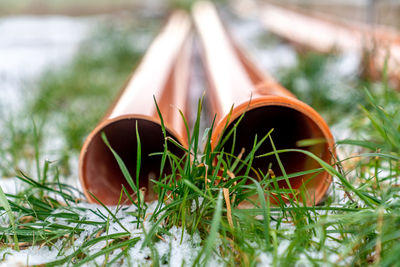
[0,12,360,267]
[0,202,205,267]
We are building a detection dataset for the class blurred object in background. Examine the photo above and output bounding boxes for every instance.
[367,0,377,25]
[233,0,400,88]
[0,0,167,16]
[251,0,400,28]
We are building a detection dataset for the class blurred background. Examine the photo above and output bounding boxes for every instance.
[266,0,400,27]
[1,0,400,27]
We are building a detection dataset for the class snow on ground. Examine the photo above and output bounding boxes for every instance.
[0,202,202,266]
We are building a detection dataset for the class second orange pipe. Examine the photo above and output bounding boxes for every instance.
[193,2,335,205]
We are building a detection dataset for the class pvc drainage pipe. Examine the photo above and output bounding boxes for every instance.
[193,1,335,205]
[79,11,192,205]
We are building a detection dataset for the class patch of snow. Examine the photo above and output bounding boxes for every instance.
[191,197,204,212]
[0,201,208,266]
[0,245,61,266]
[327,52,361,78]
[0,177,24,195]
[257,252,273,266]
[256,239,290,266]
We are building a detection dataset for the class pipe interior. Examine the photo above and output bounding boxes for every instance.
[221,106,329,190]
[82,118,183,205]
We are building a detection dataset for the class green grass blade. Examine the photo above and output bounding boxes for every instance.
[0,185,18,250]
[101,132,138,193]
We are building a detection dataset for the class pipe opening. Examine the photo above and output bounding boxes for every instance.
[220,105,330,191]
[81,117,184,205]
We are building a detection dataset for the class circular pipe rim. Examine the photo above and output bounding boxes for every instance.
[79,113,186,204]
[210,95,335,205]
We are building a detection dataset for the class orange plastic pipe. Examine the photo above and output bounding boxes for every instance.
[79,11,192,205]
[193,1,334,205]
[255,3,400,87]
